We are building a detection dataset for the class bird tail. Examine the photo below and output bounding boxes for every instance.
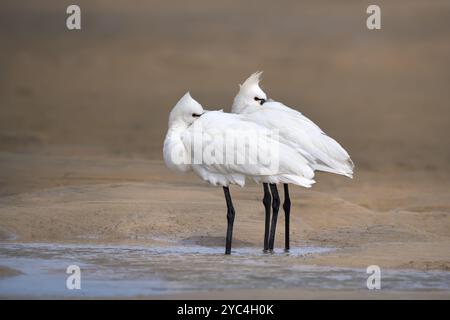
[313,161,354,178]
[311,134,354,178]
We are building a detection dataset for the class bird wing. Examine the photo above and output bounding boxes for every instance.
[181,111,315,186]
[245,102,354,178]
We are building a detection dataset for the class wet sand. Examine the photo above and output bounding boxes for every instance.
[1,0,450,298]
[1,149,450,271]
[0,150,449,298]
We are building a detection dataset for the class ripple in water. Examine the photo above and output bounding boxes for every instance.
[0,242,449,297]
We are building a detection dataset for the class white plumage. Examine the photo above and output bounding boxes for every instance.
[163,92,316,188]
[231,72,354,178]
[164,76,354,254]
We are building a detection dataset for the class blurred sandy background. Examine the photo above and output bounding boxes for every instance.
[0,0,450,298]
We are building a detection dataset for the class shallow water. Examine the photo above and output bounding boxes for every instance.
[0,243,449,297]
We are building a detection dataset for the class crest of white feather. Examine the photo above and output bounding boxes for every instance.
[239,71,263,91]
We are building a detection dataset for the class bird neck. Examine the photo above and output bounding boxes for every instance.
[163,125,191,173]
[168,119,189,131]
[231,95,245,114]
[231,94,254,114]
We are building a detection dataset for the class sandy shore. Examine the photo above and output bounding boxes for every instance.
[1,148,449,274]
[1,149,450,298]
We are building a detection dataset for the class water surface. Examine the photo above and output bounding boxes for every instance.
[0,243,449,297]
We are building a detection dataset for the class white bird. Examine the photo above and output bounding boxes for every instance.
[231,72,354,251]
[163,92,316,254]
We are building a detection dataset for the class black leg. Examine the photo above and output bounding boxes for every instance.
[283,184,291,251]
[262,183,271,252]
[223,186,235,255]
[268,184,280,251]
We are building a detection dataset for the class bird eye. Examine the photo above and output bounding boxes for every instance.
[254,97,266,105]
[192,113,201,118]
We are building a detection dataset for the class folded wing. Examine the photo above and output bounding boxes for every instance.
[182,111,316,187]
[246,102,354,178]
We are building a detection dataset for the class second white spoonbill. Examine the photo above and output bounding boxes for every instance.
[231,72,354,252]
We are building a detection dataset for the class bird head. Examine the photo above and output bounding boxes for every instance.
[169,92,204,127]
[231,71,268,114]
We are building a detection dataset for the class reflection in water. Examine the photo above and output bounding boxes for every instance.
[0,243,449,297]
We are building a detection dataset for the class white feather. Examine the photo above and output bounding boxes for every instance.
[231,73,354,178]
[245,102,354,178]
[163,95,316,188]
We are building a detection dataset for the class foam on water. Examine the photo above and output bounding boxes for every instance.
[0,242,449,297]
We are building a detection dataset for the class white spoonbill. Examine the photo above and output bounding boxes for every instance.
[231,72,354,252]
[163,92,316,254]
